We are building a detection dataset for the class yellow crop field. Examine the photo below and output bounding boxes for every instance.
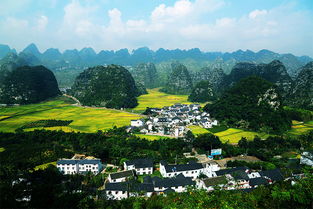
[134,134,173,141]
[188,125,210,135]
[34,161,56,171]
[287,120,313,136]
[214,128,269,144]
[0,97,142,133]
[131,88,207,112]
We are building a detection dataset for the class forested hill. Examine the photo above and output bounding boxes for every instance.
[1,43,311,76]
[204,76,291,133]
[69,65,142,108]
[288,61,313,110]
[220,60,293,97]
[0,65,61,104]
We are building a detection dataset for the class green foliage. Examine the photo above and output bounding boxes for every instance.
[0,65,60,104]
[131,63,159,88]
[188,80,215,102]
[284,106,313,122]
[70,65,140,108]
[204,76,291,134]
[16,119,73,131]
[160,62,193,95]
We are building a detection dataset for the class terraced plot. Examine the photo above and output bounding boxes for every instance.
[213,128,269,143]
[287,120,313,136]
[134,134,174,141]
[188,125,210,135]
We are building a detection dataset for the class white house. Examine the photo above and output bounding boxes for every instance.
[152,174,195,193]
[197,176,228,191]
[108,170,136,183]
[105,182,154,200]
[124,159,153,175]
[57,159,102,175]
[160,161,207,180]
[131,119,144,127]
[300,151,313,167]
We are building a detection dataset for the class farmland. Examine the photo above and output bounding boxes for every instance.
[286,120,313,136]
[0,96,142,133]
[130,88,206,113]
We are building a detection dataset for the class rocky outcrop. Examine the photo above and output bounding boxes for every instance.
[131,63,159,88]
[288,62,313,110]
[161,63,193,95]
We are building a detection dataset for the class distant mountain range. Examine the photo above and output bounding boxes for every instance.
[0,43,312,77]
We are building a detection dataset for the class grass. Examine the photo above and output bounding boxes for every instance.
[130,88,207,113]
[34,161,56,171]
[213,128,270,144]
[0,147,5,152]
[134,134,174,140]
[0,96,142,133]
[188,125,210,135]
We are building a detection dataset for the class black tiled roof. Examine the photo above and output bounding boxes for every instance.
[259,169,284,181]
[249,177,269,186]
[109,170,135,180]
[164,162,204,173]
[215,167,248,176]
[105,182,154,192]
[231,170,249,181]
[203,176,227,187]
[125,158,153,168]
[153,174,195,188]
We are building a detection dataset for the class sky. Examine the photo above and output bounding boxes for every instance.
[0,0,312,56]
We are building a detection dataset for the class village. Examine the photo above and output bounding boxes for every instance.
[128,103,218,137]
[55,153,291,200]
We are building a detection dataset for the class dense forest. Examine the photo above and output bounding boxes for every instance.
[0,65,60,104]
[0,128,312,208]
[69,65,142,108]
[204,76,291,133]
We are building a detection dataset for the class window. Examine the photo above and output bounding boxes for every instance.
[108,191,111,194]
[115,191,118,194]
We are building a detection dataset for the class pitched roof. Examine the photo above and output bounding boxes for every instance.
[109,170,135,180]
[105,182,154,192]
[57,159,100,165]
[249,177,269,186]
[259,169,284,181]
[163,162,204,173]
[231,170,249,181]
[215,167,248,176]
[153,175,195,188]
[125,158,153,168]
[202,176,227,187]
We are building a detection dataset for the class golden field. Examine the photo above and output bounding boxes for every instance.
[0,97,142,133]
[130,88,207,113]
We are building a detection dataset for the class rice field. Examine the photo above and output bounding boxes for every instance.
[130,88,207,113]
[287,120,313,136]
[0,97,142,133]
[213,128,270,143]
[188,125,210,135]
[34,161,56,171]
[134,134,173,141]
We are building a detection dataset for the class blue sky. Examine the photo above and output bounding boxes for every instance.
[0,0,312,56]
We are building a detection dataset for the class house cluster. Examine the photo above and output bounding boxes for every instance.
[56,154,103,175]
[104,158,284,200]
[129,103,218,137]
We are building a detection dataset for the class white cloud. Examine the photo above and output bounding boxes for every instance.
[36,15,48,31]
[249,9,267,19]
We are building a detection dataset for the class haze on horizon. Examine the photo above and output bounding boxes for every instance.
[0,0,312,57]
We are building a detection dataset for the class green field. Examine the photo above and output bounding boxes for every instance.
[34,161,56,171]
[188,125,210,135]
[134,134,174,141]
[130,88,206,113]
[287,120,313,136]
[0,147,5,152]
[0,97,142,133]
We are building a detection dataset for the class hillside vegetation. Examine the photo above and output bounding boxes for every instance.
[70,65,141,108]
